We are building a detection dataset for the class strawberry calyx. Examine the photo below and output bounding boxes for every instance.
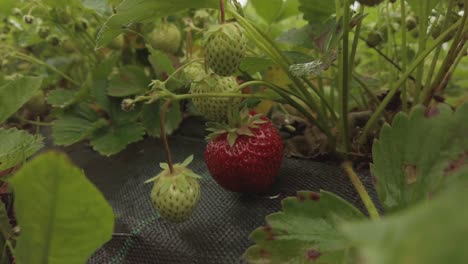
[144,155,202,194]
[203,21,243,43]
[205,110,268,147]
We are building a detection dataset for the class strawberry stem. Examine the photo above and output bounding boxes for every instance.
[174,93,272,101]
[219,0,226,24]
[160,58,204,85]
[185,28,193,61]
[160,100,174,174]
[342,161,380,220]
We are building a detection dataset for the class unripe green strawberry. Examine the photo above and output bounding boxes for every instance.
[12,8,22,17]
[357,0,384,6]
[48,35,60,46]
[190,74,241,123]
[204,22,246,76]
[74,18,89,32]
[23,14,34,24]
[147,156,201,223]
[405,16,417,31]
[150,23,181,53]
[366,30,382,47]
[37,26,50,39]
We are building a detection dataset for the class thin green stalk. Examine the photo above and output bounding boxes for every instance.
[161,58,204,84]
[400,0,408,111]
[421,0,455,102]
[359,36,418,82]
[228,8,334,138]
[12,53,80,86]
[350,94,363,108]
[341,0,351,153]
[349,5,365,77]
[384,2,398,64]
[352,73,380,106]
[302,77,338,120]
[160,100,174,174]
[330,67,336,110]
[358,85,369,109]
[175,93,271,101]
[413,0,429,101]
[317,77,329,116]
[228,7,332,117]
[358,20,463,145]
[423,0,468,105]
[440,41,468,87]
[15,115,53,126]
[237,79,331,130]
[270,88,331,140]
[343,161,380,220]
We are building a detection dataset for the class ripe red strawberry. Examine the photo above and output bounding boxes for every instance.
[204,112,284,193]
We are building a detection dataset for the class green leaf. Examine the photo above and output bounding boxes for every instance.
[298,0,335,24]
[46,89,78,108]
[95,0,218,48]
[277,19,339,52]
[239,57,274,75]
[91,56,120,112]
[0,76,43,124]
[0,128,43,171]
[82,0,110,14]
[9,152,114,264]
[148,49,175,76]
[342,182,468,264]
[141,101,182,138]
[227,132,237,147]
[371,104,468,213]
[180,155,194,167]
[144,175,158,184]
[277,0,301,21]
[182,170,202,179]
[244,190,365,263]
[52,117,108,146]
[107,65,151,97]
[160,163,169,170]
[91,123,145,156]
[67,103,101,122]
[251,0,284,24]
[159,181,172,195]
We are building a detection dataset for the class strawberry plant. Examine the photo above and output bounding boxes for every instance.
[244,103,468,263]
[1,0,467,262]
[0,65,114,264]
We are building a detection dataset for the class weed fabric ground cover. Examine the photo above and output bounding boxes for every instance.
[58,131,379,264]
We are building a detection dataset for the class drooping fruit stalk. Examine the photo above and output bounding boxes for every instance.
[160,100,174,174]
